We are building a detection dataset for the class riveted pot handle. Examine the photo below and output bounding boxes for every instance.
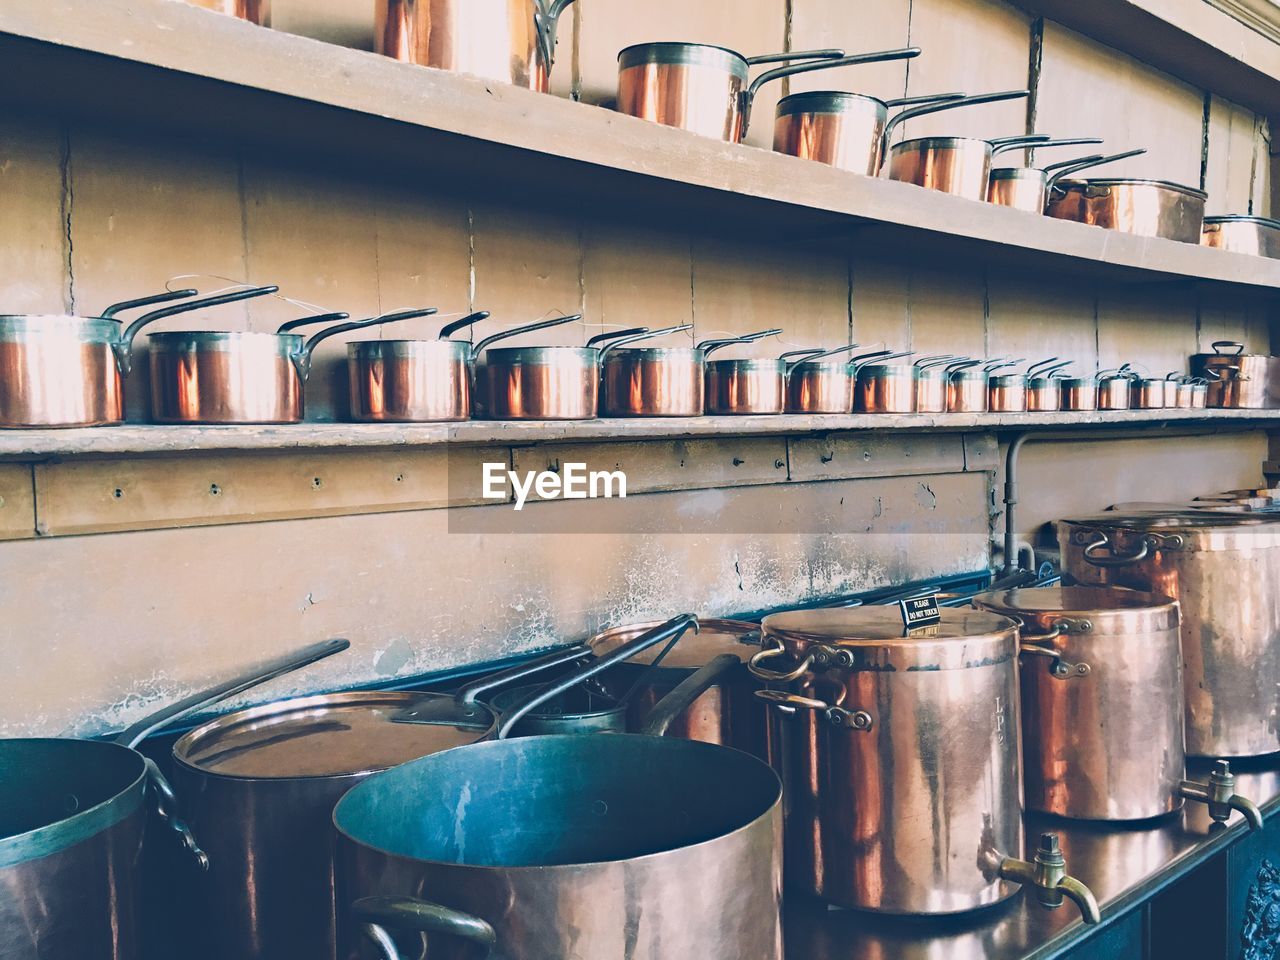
[533,0,577,72]
[1212,340,1246,355]
[100,288,201,319]
[1081,535,1157,567]
[472,314,581,356]
[295,307,439,379]
[115,284,279,375]
[145,759,209,871]
[1018,623,1092,680]
[747,643,815,682]
[354,896,496,960]
[494,614,698,739]
[640,653,742,736]
[755,689,874,730]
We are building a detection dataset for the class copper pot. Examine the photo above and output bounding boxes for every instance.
[615,45,913,144]
[985,359,1028,412]
[347,310,486,422]
[1201,215,1280,259]
[945,360,988,412]
[1129,374,1170,409]
[1174,376,1209,409]
[748,606,1099,922]
[851,351,919,413]
[601,329,767,417]
[703,333,793,416]
[1059,512,1280,758]
[773,88,966,176]
[1046,178,1208,243]
[912,354,956,413]
[374,0,576,92]
[1097,369,1132,410]
[987,148,1143,212]
[889,129,1052,201]
[1192,341,1280,409]
[149,297,428,425]
[1059,375,1099,411]
[0,288,204,428]
[1023,358,1070,412]
[477,319,690,420]
[782,344,866,414]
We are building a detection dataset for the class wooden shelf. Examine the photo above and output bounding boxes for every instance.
[3,409,1278,460]
[2,0,1280,292]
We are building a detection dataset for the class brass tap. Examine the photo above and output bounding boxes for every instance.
[1178,760,1264,831]
[999,833,1101,925]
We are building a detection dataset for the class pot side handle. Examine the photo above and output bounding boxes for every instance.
[639,653,741,736]
[354,896,496,960]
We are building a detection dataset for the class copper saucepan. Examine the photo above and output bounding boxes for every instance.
[851,351,919,413]
[1025,359,1071,412]
[477,318,692,420]
[615,45,920,144]
[1201,215,1280,258]
[1097,367,1133,410]
[988,148,1145,212]
[602,328,767,417]
[912,355,958,413]
[347,310,489,423]
[782,344,866,414]
[945,358,989,412]
[0,287,200,428]
[1046,176,1208,243]
[149,294,431,425]
[703,330,799,415]
[374,0,576,92]
[773,91,966,176]
[986,358,1029,413]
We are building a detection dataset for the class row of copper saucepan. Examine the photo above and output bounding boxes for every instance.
[207,4,1276,253]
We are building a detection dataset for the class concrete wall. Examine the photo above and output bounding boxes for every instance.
[0,0,1274,736]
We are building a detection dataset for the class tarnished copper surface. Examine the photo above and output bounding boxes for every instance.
[1046,179,1207,243]
[987,168,1047,211]
[759,607,1025,914]
[1201,215,1280,258]
[1058,512,1280,757]
[975,586,1185,820]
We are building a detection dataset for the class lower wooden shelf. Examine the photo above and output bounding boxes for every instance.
[2,408,1278,460]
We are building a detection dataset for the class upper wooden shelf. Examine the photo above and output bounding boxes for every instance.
[3,0,1280,293]
[2,409,1278,460]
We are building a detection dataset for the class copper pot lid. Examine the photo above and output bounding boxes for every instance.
[974,586,1179,633]
[173,690,489,781]
[1060,511,1280,551]
[587,618,761,670]
[762,606,1018,671]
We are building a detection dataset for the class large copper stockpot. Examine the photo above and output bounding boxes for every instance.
[374,0,576,91]
[1058,511,1280,757]
[0,288,204,428]
[587,618,778,762]
[347,310,487,422]
[0,638,347,960]
[477,319,690,420]
[149,293,436,424]
[1201,214,1280,258]
[169,617,695,960]
[784,344,878,414]
[336,733,784,960]
[1046,178,1208,242]
[987,148,1144,212]
[1192,340,1280,409]
[615,45,919,144]
[747,607,1099,921]
[600,329,766,417]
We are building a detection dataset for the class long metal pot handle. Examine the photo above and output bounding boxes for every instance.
[437,310,491,340]
[785,343,859,368]
[882,89,1029,147]
[639,653,743,736]
[755,688,875,731]
[989,135,1054,156]
[1046,148,1147,192]
[1040,153,1104,176]
[852,349,913,373]
[115,284,279,374]
[586,326,649,348]
[100,288,200,319]
[453,644,592,707]
[494,614,698,739]
[294,307,439,380]
[1019,137,1103,155]
[701,327,785,358]
[1026,356,1061,377]
[354,896,496,960]
[472,313,581,356]
[114,637,350,868]
[743,48,921,134]
[275,311,351,334]
[598,322,695,363]
[884,91,966,109]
